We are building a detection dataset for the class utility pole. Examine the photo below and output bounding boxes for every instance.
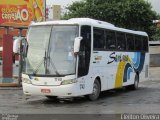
[45,0,47,21]
[18,28,23,87]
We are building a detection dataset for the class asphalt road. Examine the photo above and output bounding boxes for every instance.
[0,67,160,117]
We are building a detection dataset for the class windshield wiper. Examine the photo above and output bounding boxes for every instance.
[49,58,60,75]
[32,50,47,75]
[32,49,60,76]
[32,59,44,75]
[48,52,60,76]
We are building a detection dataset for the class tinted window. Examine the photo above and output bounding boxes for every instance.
[135,36,143,51]
[142,36,148,52]
[106,30,116,50]
[126,34,134,51]
[93,28,105,49]
[116,32,126,51]
[78,25,91,77]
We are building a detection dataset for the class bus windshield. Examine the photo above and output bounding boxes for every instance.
[22,25,78,76]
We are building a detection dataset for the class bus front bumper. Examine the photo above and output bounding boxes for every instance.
[22,83,79,97]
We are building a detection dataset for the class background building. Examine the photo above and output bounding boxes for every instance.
[147,0,160,66]
[53,5,61,20]
[153,20,160,28]
[46,5,61,21]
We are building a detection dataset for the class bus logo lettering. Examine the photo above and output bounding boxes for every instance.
[108,52,129,64]
[107,52,116,64]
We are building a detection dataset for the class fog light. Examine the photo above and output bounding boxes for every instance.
[61,79,77,85]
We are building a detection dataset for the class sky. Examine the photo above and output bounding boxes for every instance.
[46,0,81,7]
[46,0,160,14]
[146,0,160,14]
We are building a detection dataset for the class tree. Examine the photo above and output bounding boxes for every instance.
[63,0,159,40]
[152,27,160,41]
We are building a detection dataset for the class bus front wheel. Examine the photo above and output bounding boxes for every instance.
[86,79,101,101]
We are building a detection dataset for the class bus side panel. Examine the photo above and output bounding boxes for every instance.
[139,52,149,82]
[90,51,148,91]
[109,52,136,88]
[77,51,149,96]
[91,51,115,91]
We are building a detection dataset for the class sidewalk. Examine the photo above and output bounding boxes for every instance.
[0,87,22,90]
[0,77,22,89]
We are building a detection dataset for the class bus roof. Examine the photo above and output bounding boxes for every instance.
[31,18,148,36]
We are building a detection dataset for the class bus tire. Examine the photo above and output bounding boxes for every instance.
[46,96,58,100]
[127,74,139,90]
[87,79,101,101]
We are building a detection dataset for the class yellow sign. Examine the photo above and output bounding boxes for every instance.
[0,0,45,27]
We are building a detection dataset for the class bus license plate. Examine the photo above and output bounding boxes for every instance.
[41,89,51,93]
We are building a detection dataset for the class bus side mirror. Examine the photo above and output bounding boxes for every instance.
[74,37,83,54]
[13,37,28,56]
[13,37,23,54]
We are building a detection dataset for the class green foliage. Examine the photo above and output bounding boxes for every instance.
[63,0,159,40]
[152,27,160,41]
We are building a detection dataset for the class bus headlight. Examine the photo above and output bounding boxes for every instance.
[22,78,32,84]
[61,79,77,85]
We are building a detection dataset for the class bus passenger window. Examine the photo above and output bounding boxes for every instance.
[116,32,126,51]
[142,37,148,52]
[126,34,134,51]
[106,30,116,50]
[93,28,105,49]
[135,36,143,51]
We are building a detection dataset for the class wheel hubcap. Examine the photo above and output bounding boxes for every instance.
[92,84,98,96]
[135,77,138,88]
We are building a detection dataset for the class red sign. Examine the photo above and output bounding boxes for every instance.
[0,0,45,27]
[0,5,32,27]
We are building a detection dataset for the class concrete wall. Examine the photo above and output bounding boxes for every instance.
[150,46,160,54]
[149,46,160,67]
[150,54,160,67]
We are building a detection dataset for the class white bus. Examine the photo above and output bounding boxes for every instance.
[20,18,149,101]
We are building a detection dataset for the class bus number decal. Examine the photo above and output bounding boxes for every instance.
[55,78,62,82]
[80,84,85,89]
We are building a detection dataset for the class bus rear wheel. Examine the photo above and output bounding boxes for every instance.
[87,79,101,101]
[127,74,139,90]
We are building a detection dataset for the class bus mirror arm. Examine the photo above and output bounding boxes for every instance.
[74,37,83,54]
